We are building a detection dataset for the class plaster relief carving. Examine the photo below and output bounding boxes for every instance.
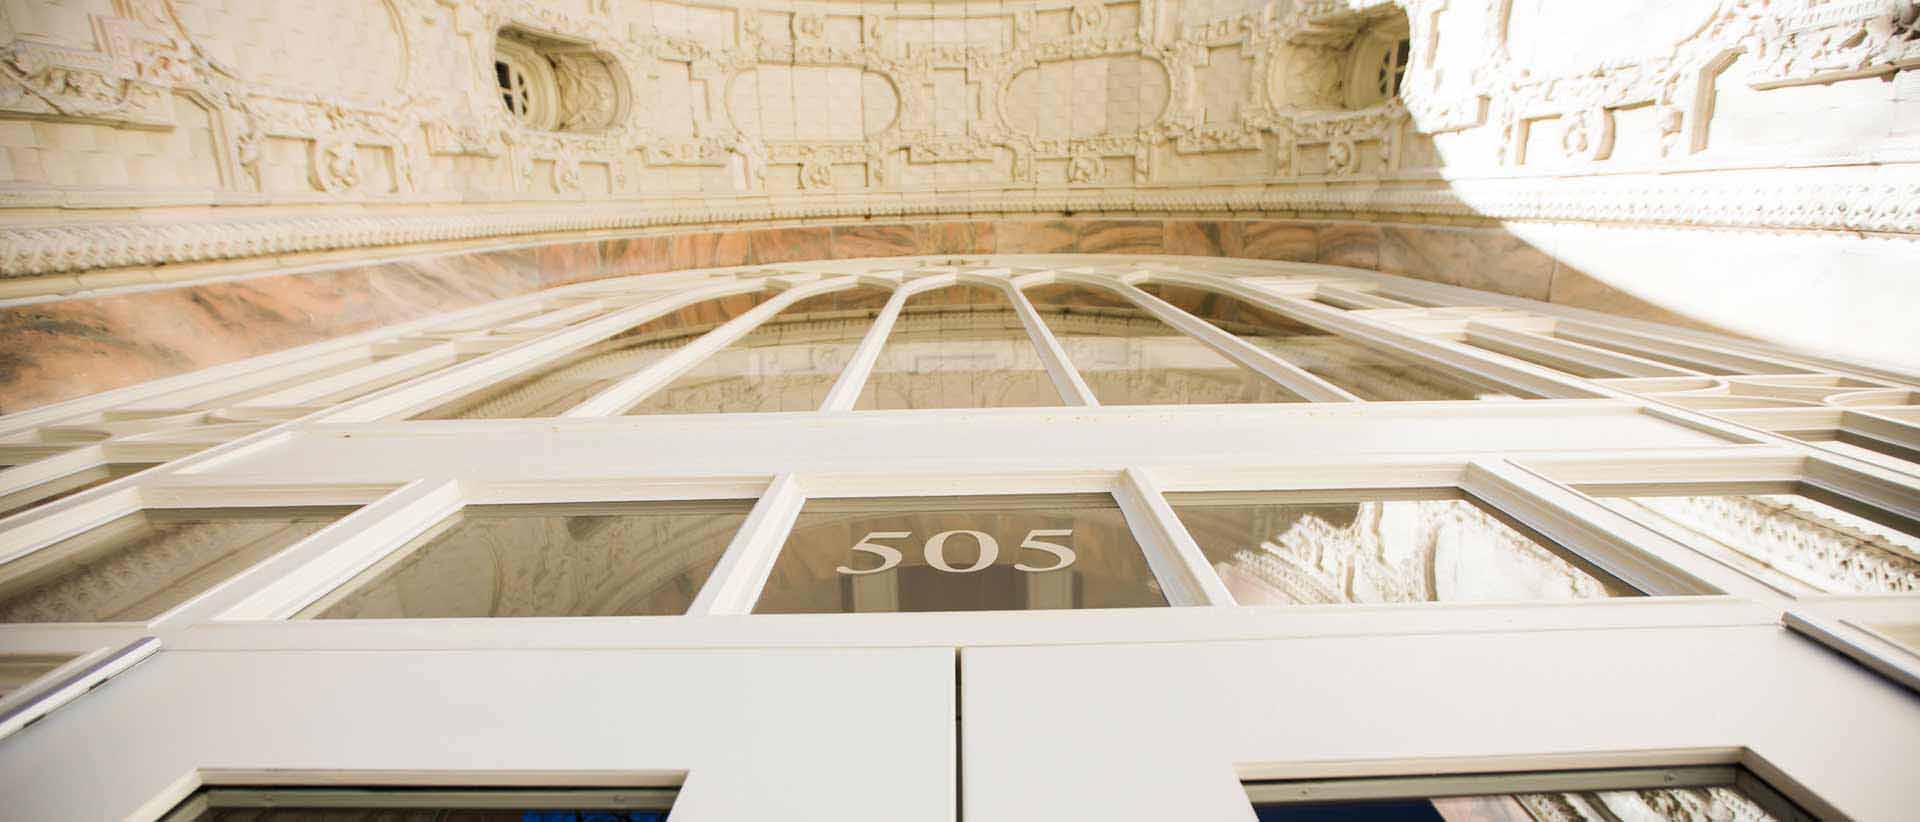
[308,138,362,193]
[0,0,1915,281]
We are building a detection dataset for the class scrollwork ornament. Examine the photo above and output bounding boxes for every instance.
[553,152,583,193]
[1066,152,1106,183]
[1559,106,1614,162]
[1325,139,1357,176]
[792,13,827,43]
[308,137,362,193]
[1070,1,1111,36]
[799,152,835,190]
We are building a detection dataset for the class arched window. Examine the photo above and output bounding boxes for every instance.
[1345,24,1413,109]
[492,28,627,132]
[492,36,560,130]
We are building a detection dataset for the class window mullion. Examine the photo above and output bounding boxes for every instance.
[113,346,375,415]
[232,344,461,409]
[1114,467,1235,606]
[1463,321,1696,378]
[999,278,1099,406]
[560,278,858,417]
[686,473,806,616]
[319,281,756,423]
[1556,320,1816,374]
[1227,279,1608,399]
[818,283,914,412]
[197,477,466,622]
[1099,276,1362,402]
[1461,458,1788,600]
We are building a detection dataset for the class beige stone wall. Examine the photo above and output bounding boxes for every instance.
[1,0,1917,365]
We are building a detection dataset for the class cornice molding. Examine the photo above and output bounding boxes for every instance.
[4,179,1916,278]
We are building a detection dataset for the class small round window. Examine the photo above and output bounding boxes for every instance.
[1345,29,1412,109]
[492,36,559,130]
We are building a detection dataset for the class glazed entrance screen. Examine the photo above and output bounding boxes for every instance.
[754,493,1168,613]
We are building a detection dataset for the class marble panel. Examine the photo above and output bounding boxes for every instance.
[916,221,995,255]
[536,241,601,285]
[1315,223,1383,270]
[1076,221,1163,254]
[1378,225,1555,301]
[1547,259,1726,334]
[601,236,672,277]
[832,224,919,259]
[992,220,1078,253]
[1239,221,1316,261]
[0,252,542,413]
[667,231,750,270]
[747,227,833,265]
[1165,221,1244,258]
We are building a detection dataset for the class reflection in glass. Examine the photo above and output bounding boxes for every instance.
[414,290,772,419]
[0,507,353,623]
[163,788,673,822]
[626,286,892,415]
[854,284,1063,410]
[303,500,753,619]
[1255,787,1793,822]
[1786,429,1920,473]
[1594,485,1920,594]
[755,494,1166,614]
[1138,283,1529,401]
[0,462,157,521]
[0,653,74,699]
[1023,282,1305,406]
[1169,489,1635,605]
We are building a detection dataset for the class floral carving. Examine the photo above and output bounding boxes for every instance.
[309,138,362,193]
[799,152,836,190]
[1558,106,1613,162]
[1066,153,1107,183]
[1071,1,1111,36]
[0,0,1914,281]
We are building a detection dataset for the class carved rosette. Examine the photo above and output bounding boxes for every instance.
[1559,106,1614,162]
[1066,153,1107,184]
[552,152,583,193]
[799,152,835,190]
[308,138,362,193]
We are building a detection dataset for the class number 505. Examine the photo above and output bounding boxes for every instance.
[835,529,1076,575]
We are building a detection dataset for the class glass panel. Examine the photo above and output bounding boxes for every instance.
[415,290,771,419]
[854,284,1063,410]
[0,506,354,623]
[1169,489,1636,605]
[1248,767,1812,822]
[165,788,673,822]
[303,500,753,619]
[0,653,74,699]
[1593,484,1920,595]
[1023,282,1305,406]
[626,286,892,415]
[755,494,1167,614]
[1786,429,1920,472]
[1255,787,1792,822]
[1138,282,1530,401]
[0,462,156,521]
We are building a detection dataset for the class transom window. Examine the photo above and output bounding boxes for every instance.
[496,57,533,121]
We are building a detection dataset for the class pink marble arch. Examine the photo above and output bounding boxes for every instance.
[0,218,1702,414]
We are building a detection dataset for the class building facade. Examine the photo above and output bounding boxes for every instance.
[2,1,1920,820]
